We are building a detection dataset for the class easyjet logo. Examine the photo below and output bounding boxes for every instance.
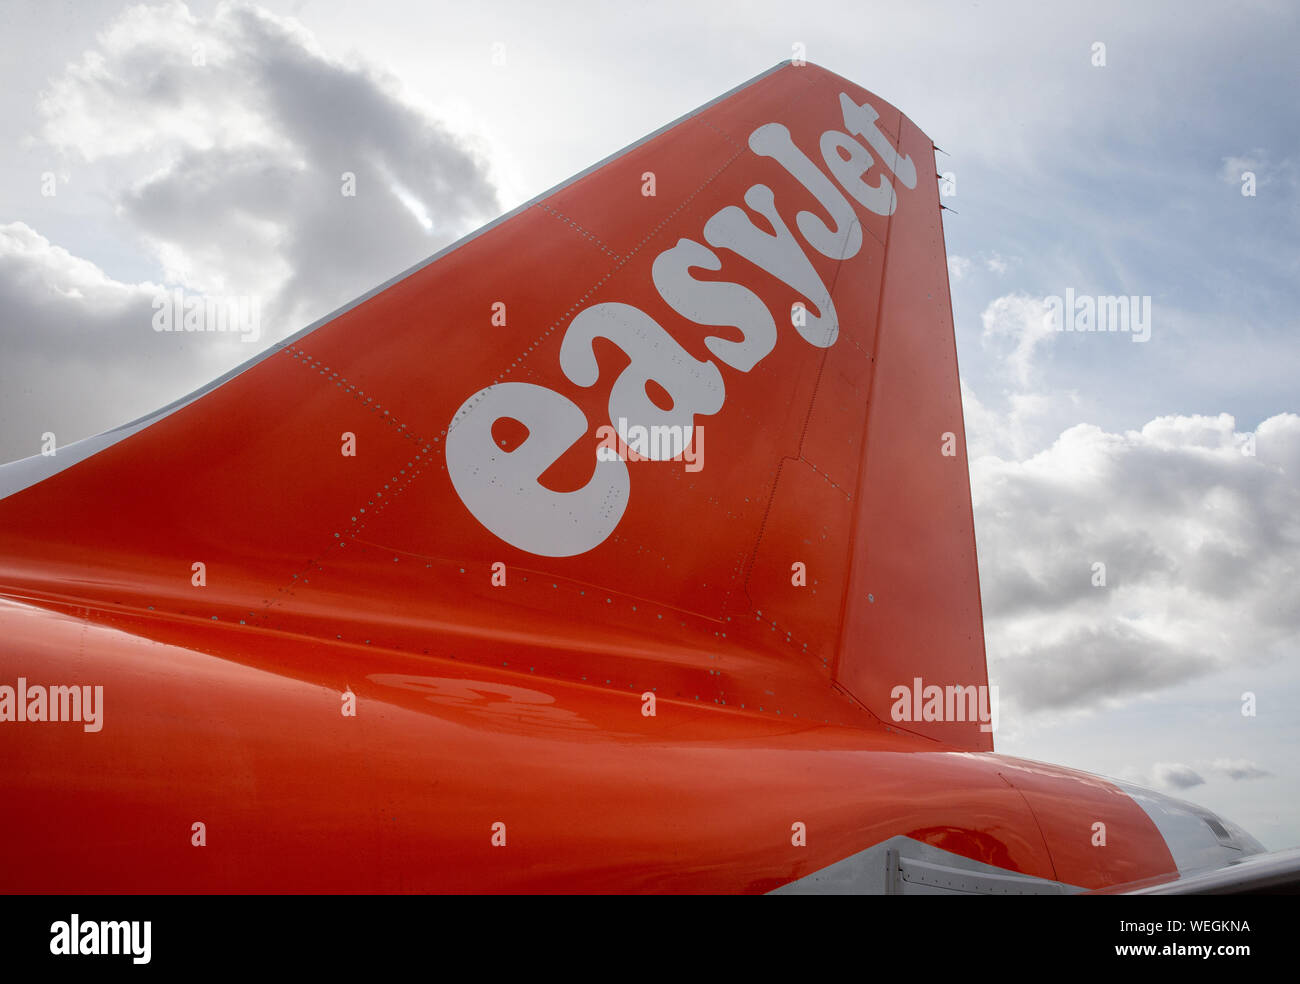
[447,91,917,556]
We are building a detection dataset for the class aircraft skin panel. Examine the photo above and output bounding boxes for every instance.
[0,595,1172,893]
[993,758,1182,890]
[0,61,1264,893]
[829,104,989,749]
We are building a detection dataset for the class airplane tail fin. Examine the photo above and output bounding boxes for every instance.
[0,61,990,749]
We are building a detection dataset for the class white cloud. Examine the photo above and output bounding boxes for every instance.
[962,383,1079,462]
[975,412,1300,716]
[948,255,971,282]
[984,253,1010,275]
[1,1,500,463]
[1209,758,1272,781]
[1217,150,1298,193]
[1152,762,1206,790]
[35,0,499,328]
[1219,153,1260,185]
[979,291,1054,387]
[0,221,241,462]
[1119,757,1273,791]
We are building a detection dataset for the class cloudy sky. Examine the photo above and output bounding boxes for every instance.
[3,0,1297,849]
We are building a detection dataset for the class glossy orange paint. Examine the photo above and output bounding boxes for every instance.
[0,62,1178,892]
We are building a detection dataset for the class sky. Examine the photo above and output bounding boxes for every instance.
[2,0,1297,849]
